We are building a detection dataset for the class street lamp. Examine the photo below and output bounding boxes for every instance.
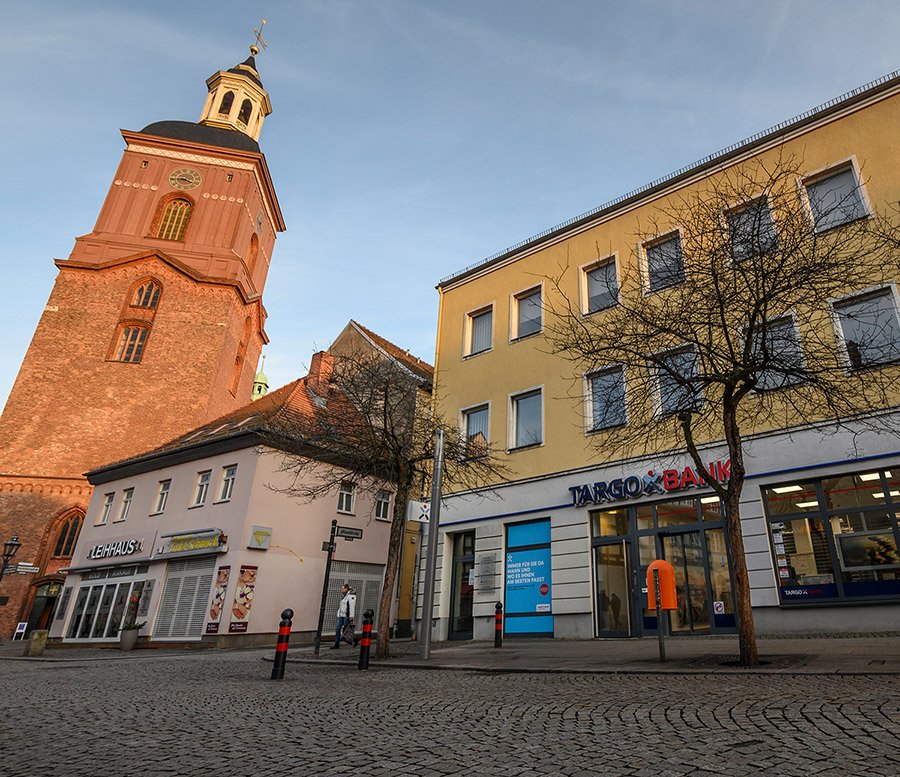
[0,535,21,580]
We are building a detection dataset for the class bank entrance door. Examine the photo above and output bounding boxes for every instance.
[593,499,736,637]
[661,531,711,632]
[594,541,631,636]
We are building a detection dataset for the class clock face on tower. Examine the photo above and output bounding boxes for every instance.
[168,168,202,190]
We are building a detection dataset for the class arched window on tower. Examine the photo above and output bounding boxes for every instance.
[218,90,235,116]
[238,99,253,127]
[113,325,149,363]
[229,316,253,395]
[247,234,260,276]
[156,198,192,241]
[132,280,161,309]
[52,513,83,557]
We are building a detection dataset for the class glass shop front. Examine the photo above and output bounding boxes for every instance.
[591,495,736,637]
[763,468,900,604]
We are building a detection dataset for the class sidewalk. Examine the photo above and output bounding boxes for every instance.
[284,634,900,675]
[3,634,897,674]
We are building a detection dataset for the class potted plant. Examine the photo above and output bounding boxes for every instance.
[119,620,146,651]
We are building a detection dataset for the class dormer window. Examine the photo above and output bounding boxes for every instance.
[218,90,234,117]
[238,99,253,127]
[156,198,192,241]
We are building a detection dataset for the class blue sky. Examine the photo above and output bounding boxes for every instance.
[1,1,898,404]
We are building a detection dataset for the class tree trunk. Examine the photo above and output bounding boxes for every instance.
[374,477,412,660]
[722,409,759,666]
[723,478,759,666]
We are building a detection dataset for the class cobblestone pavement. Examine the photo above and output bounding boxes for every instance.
[0,651,897,776]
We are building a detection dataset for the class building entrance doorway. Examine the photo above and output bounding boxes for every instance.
[661,531,710,633]
[25,581,63,635]
[594,541,631,636]
[592,497,737,637]
[448,531,475,640]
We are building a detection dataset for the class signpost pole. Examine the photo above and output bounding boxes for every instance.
[314,519,338,656]
[654,567,666,663]
[419,428,444,660]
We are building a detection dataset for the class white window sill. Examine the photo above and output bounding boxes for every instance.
[188,503,206,509]
[337,510,355,516]
[213,499,232,505]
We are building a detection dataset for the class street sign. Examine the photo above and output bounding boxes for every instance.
[336,526,363,540]
[407,500,430,523]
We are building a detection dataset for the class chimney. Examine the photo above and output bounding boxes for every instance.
[308,351,334,395]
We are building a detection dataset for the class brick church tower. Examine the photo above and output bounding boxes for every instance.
[0,49,285,637]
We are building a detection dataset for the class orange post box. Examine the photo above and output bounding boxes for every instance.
[646,560,677,610]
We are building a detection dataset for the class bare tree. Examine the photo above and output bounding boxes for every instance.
[270,347,506,659]
[545,154,900,665]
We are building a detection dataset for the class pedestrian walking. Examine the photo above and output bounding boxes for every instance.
[330,583,356,649]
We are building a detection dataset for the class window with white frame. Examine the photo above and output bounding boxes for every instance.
[97,493,115,525]
[337,481,355,514]
[644,232,685,292]
[510,389,543,449]
[218,465,237,501]
[154,480,171,514]
[193,470,211,507]
[833,288,900,369]
[727,197,777,261]
[375,490,391,521]
[115,488,134,522]
[750,316,804,391]
[462,404,489,458]
[466,306,493,356]
[655,348,702,416]
[584,258,618,313]
[588,366,627,431]
[805,165,867,232]
[513,287,542,339]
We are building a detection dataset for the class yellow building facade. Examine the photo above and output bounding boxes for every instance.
[423,72,900,642]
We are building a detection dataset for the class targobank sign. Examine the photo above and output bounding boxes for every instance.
[569,460,731,507]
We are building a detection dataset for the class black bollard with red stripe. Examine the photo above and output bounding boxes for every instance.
[271,608,294,680]
[494,601,503,648]
[357,609,374,670]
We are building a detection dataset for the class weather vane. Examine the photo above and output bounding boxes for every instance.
[250,19,268,56]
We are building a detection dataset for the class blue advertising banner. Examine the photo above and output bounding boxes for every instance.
[505,519,552,635]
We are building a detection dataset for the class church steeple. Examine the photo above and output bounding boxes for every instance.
[199,27,272,142]
[251,354,269,400]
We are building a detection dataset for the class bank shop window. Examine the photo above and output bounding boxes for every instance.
[764,469,900,603]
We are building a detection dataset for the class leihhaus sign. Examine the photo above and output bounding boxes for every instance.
[569,460,731,507]
[87,538,144,560]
